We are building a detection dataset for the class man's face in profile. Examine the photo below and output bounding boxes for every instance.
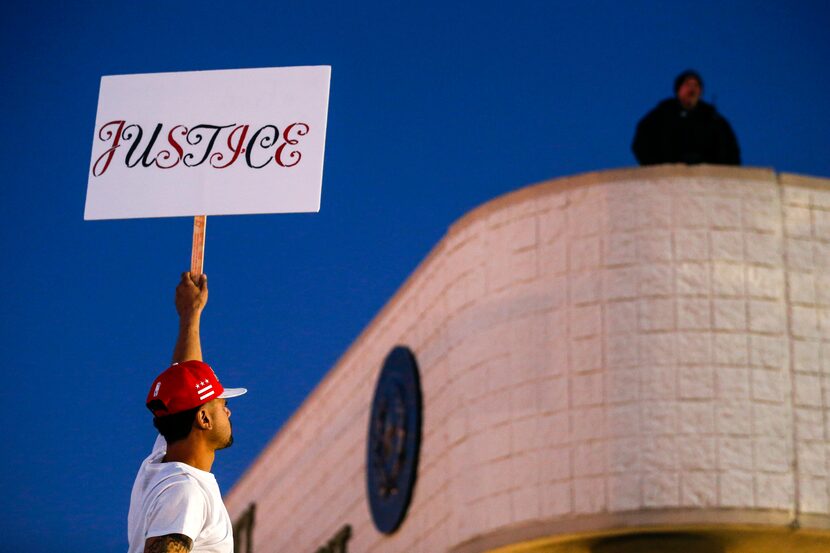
[677,77,702,110]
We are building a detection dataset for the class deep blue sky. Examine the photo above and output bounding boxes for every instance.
[1,1,828,551]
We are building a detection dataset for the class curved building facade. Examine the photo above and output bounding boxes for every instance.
[226,165,830,553]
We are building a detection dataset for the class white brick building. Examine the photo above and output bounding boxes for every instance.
[225,165,830,553]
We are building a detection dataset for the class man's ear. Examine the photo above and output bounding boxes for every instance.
[194,407,212,430]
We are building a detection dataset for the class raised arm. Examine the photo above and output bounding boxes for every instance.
[172,272,208,364]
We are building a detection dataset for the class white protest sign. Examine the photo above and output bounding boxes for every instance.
[84,66,330,220]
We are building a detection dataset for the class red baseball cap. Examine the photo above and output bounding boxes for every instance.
[146,360,247,417]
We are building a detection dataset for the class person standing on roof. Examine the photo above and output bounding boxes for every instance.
[632,70,741,166]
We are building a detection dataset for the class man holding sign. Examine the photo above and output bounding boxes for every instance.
[85,66,330,552]
[127,273,246,553]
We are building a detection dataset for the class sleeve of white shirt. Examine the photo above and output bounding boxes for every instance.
[145,479,207,541]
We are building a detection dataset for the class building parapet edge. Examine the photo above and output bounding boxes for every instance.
[226,165,830,516]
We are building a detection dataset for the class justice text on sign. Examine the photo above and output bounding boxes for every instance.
[85,66,330,220]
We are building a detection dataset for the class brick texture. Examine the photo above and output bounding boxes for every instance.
[225,167,830,552]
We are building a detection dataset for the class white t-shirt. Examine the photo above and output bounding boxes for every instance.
[127,435,233,553]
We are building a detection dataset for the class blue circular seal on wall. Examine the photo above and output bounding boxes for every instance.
[366,345,423,534]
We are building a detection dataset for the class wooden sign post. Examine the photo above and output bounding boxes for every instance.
[190,216,207,281]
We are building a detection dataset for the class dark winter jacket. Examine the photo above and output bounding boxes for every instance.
[632,99,741,165]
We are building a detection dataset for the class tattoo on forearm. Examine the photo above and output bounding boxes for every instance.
[145,533,193,553]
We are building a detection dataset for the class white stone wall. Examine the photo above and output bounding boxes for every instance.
[225,166,830,553]
[781,175,830,515]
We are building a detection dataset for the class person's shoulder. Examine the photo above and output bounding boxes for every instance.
[158,463,220,502]
[152,471,211,507]
[641,98,678,120]
[141,461,202,492]
[695,100,725,119]
[160,468,200,484]
[163,473,206,492]
[655,98,677,111]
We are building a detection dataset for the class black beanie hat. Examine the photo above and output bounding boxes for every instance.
[674,70,703,94]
